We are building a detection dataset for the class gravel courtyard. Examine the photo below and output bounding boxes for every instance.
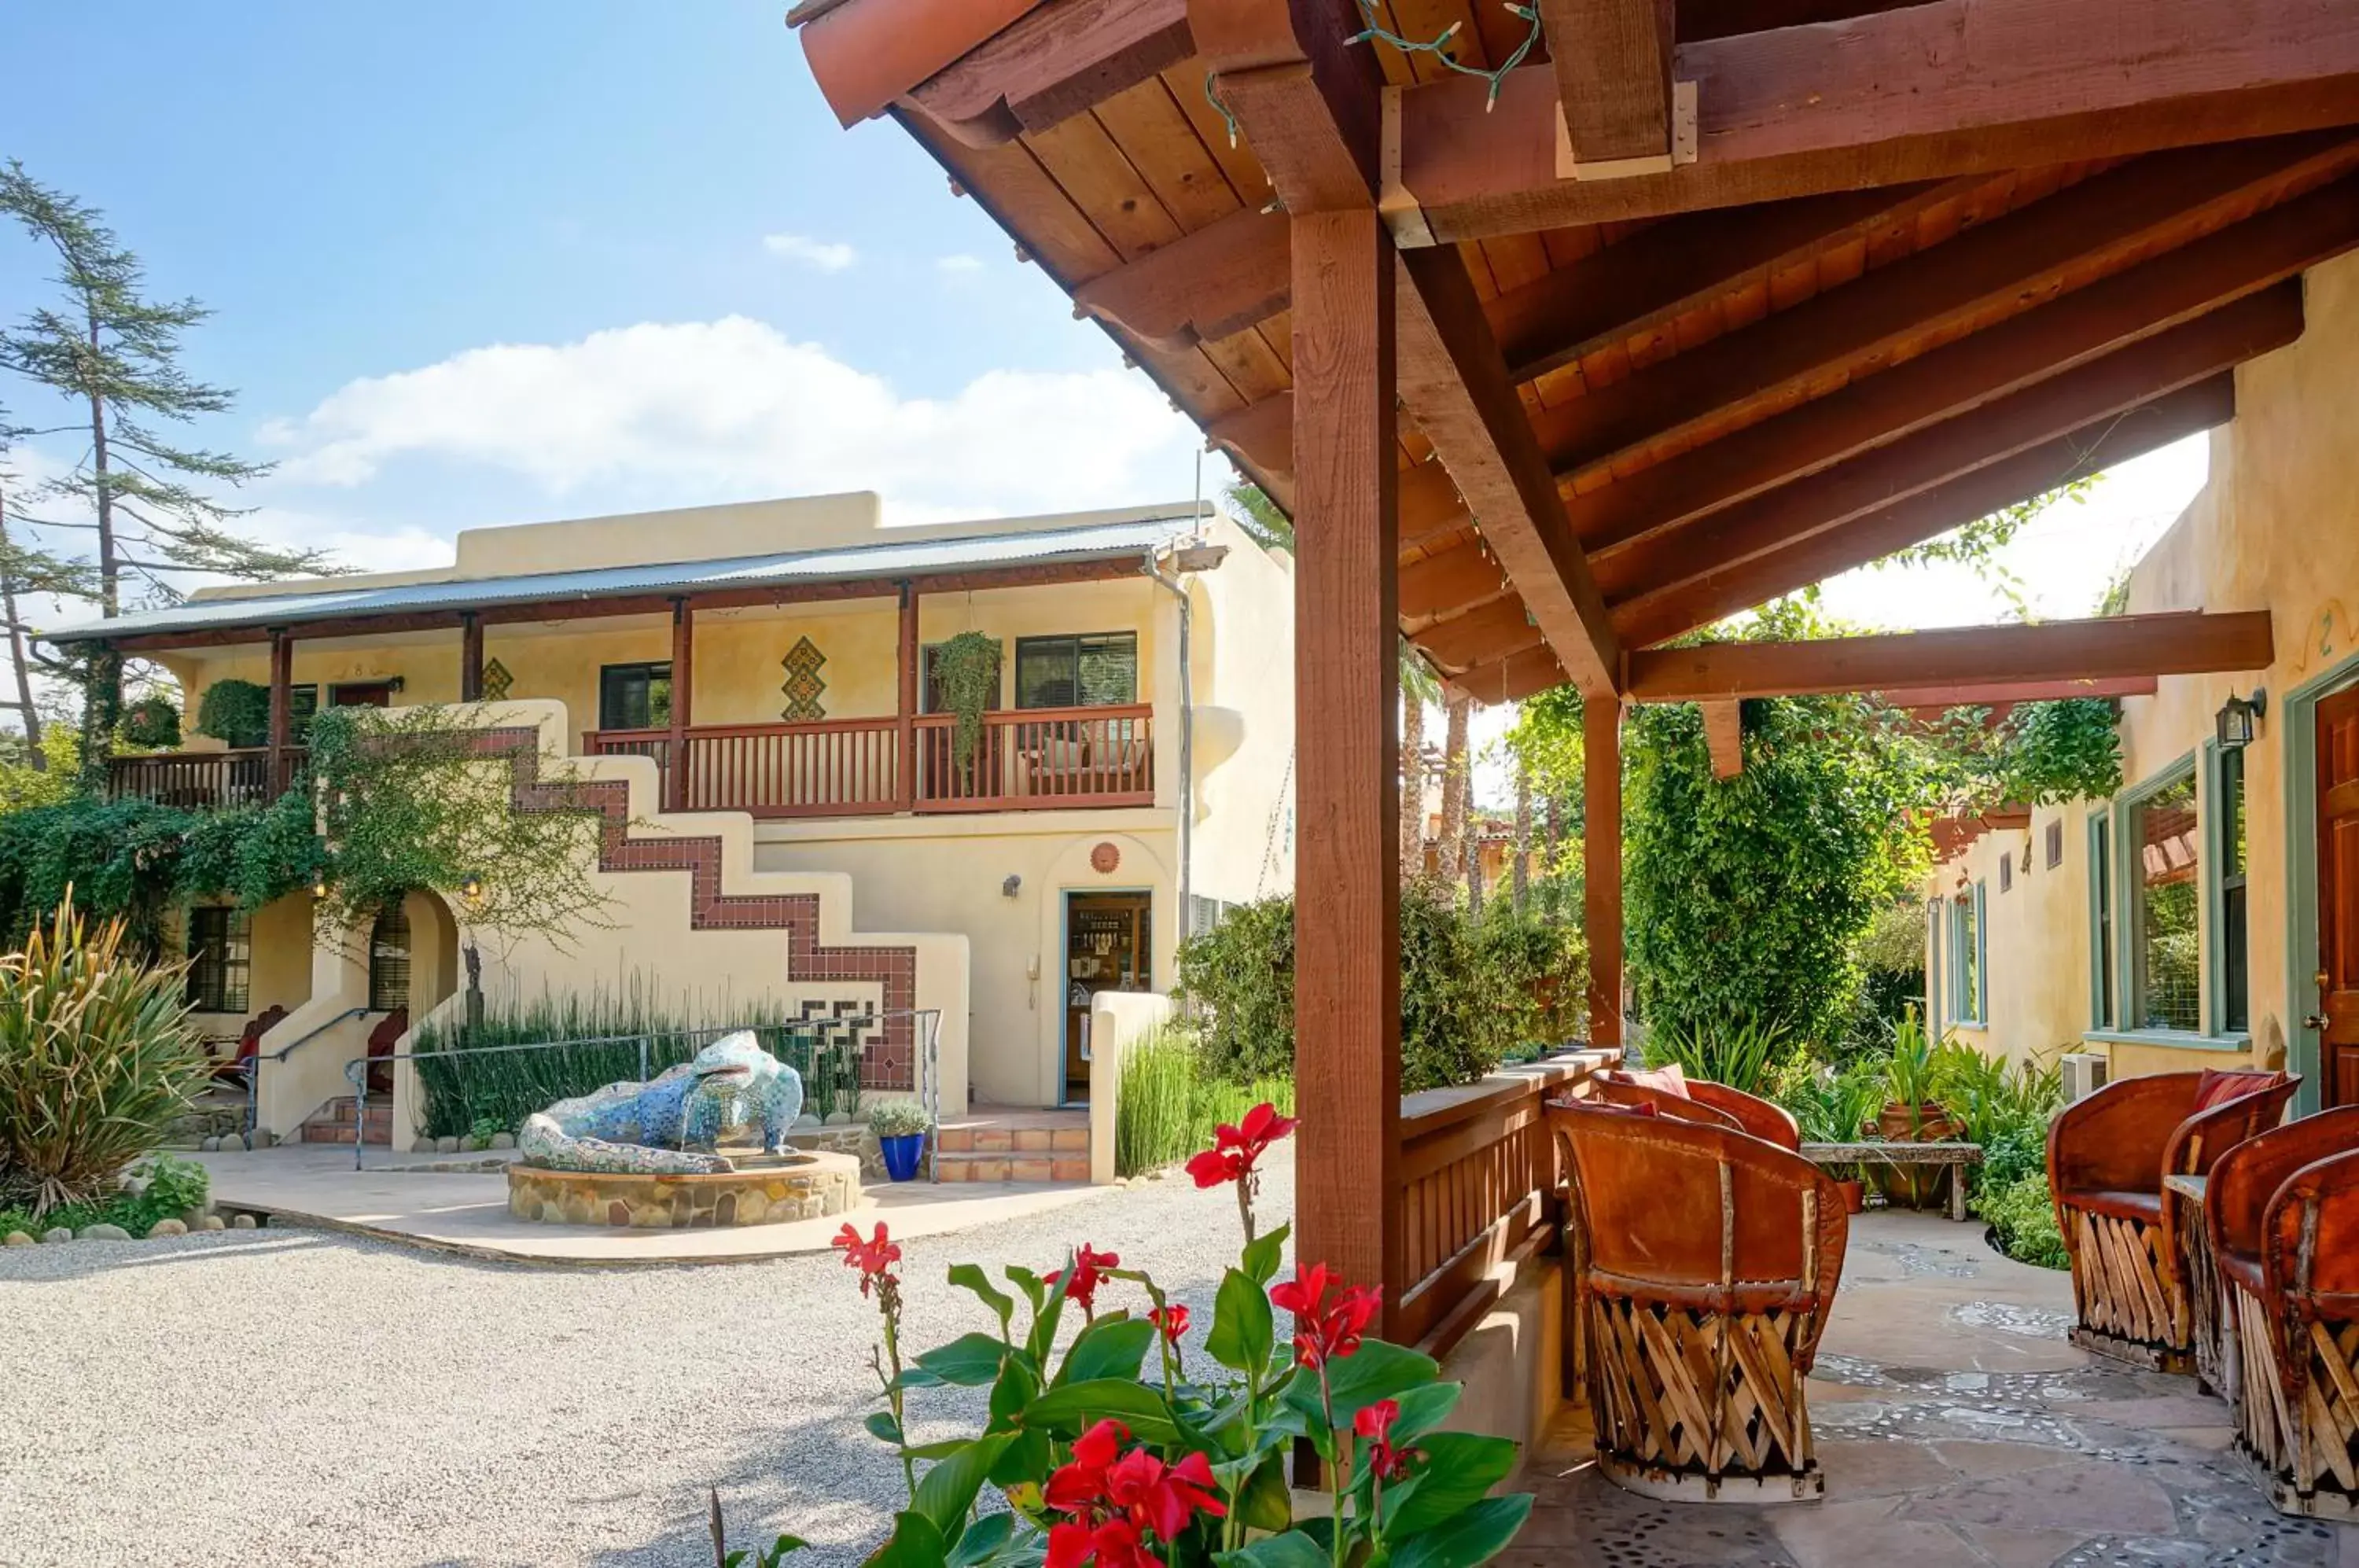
[0,1162,1293,1568]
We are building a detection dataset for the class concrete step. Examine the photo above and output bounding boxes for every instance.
[300,1097,393,1146]
[933,1150,1091,1183]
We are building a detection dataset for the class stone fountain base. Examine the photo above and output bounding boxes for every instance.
[505,1150,862,1229]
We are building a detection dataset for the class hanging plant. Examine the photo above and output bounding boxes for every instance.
[933,631,1000,781]
[193,679,272,749]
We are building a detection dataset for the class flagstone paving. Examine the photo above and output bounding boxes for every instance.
[1511,1209,2359,1568]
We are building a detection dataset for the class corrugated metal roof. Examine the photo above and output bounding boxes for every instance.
[42,512,1204,645]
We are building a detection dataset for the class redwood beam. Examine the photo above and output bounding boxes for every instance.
[1395,245,1621,694]
[1611,374,2237,648]
[1187,0,1383,214]
[1290,207,1403,1316]
[1542,0,1676,176]
[906,0,1194,145]
[1073,204,1290,350]
[1584,695,1625,1049]
[1626,610,2276,702]
[267,628,294,794]
[1206,391,1294,473]
[896,582,919,813]
[1882,675,2159,709]
[1596,285,2304,613]
[1416,596,1544,675]
[667,598,694,813]
[1529,134,2359,491]
[1702,699,1743,778]
[1390,2,2359,240]
[459,613,484,703]
[1562,175,2359,561]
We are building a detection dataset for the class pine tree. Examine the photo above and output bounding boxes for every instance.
[0,162,337,782]
[0,411,94,768]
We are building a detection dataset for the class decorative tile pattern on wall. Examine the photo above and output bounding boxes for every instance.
[779,637,827,722]
[479,658,513,701]
[463,727,920,1088]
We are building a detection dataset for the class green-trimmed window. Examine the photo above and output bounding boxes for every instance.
[2090,815,2116,1029]
[2216,745,2250,1033]
[1948,883,1986,1026]
[2130,774,2201,1033]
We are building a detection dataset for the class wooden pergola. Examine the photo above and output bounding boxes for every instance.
[793,0,2357,1334]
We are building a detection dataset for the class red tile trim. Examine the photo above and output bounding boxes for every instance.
[465,728,920,1088]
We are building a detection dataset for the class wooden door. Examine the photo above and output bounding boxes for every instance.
[2320,686,2359,1107]
[1062,893,1151,1104]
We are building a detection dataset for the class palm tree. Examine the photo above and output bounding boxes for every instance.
[1437,690,1473,896]
[1400,641,1441,878]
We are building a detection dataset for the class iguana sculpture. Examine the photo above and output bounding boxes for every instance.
[517,1032,804,1175]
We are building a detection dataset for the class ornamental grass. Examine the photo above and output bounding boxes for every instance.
[0,895,212,1218]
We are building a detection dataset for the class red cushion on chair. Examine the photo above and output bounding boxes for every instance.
[1621,1064,1690,1099]
[2192,1068,2282,1113]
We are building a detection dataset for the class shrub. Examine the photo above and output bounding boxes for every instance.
[0,793,325,951]
[1978,1170,2068,1269]
[1642,1015,1792,1096]
[0,898,213,1216]
[1172,888,1585,1095]
[1114,1025,1294,1178]
[409,981,871,1139]
[120,695,182,749]
[869,1100,931,1139]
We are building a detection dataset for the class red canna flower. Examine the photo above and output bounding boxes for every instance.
[831,1221,900,1296]
[1354,1398,1419,1482]
[1269,1262,1383,1369]
[1148,1304,1189,1343]
[1043,1418,1224,1568]
[1184,1101,1297,1189]
[1046,1243,1121,1312]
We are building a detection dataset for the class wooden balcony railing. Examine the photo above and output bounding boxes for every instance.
[582,705,1154,819]
[108,748,303,809]
[1393,1048,1617,1359]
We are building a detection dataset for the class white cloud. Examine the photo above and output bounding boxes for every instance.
[761,233,857,271]
[259,315,1198,521]
[937,254,984,274]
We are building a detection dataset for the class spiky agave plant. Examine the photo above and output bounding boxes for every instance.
[0,894,211,1216]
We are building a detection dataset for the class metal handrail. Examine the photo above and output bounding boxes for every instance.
[244,1007,370,1137]
[344,1010,944,1172]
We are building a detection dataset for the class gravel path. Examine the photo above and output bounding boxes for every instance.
[0,1159,1293,1568]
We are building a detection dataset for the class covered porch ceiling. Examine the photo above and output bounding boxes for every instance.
[793,0,2359,704]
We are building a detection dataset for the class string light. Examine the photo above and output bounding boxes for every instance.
[1347,0,1543,112]
[1204,70,1240,150]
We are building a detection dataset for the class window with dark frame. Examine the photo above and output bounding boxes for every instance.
[597,662,673,731]
[1014,633,1138,710]
[2219,746,2250,1033]
[2000,856,2013,893]
[185,907,252,1014]
[2047,819,2065,870]
[368,902,412,1014]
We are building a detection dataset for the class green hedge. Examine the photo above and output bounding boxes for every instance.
[1113,1025,1294,1179]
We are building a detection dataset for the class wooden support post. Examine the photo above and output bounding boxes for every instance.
[1584,694,1625,1051]
[896,582,920,812]
[668,598,694,813]
[267,628,294,797]
[1290,208,1404,1318]
[459,613,484,703]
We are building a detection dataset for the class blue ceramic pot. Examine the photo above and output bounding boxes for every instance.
[881,1132,926,1182]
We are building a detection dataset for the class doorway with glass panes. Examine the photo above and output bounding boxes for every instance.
[1062,890,1151,1105]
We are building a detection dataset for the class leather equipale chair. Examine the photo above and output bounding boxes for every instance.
[1592,1065,1804,1150]
[2049,1069,2298,1369]
[2204,1107,2359,1518]
[1550,1099,1848,1503]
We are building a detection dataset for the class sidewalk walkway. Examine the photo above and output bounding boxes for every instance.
[1515,1209,2357,1567]
[189,1144,1113,1265]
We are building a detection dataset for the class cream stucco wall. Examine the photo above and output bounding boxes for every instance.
[1927,248,2359,1089]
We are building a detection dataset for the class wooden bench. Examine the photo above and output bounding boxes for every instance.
[1801,1141,1984,1220]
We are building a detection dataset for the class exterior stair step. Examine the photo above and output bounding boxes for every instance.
[299,1096,393,1146]
[931,1113,1089,1183]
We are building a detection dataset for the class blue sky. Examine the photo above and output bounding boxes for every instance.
[1,2,2203,650]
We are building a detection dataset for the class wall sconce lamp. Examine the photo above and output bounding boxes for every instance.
[1002,874,1022,899]
[311,874,329,899]
[2215,688,2267,750]
[459,873,485,904]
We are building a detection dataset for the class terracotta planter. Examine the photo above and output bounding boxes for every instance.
[1870,1102,1963,1210]
[1836,1178,1867,1215]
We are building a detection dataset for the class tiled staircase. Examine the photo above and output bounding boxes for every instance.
[298,1096,393,1147]
[933,1109,1090,1183]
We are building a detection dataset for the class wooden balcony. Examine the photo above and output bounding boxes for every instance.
[582,704,1156,818]
[107,747,303,809]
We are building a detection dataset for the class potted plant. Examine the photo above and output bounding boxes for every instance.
[1790,1062,1886,1213]
[1871,1010,1963,1209]
[869,1100,932,1182]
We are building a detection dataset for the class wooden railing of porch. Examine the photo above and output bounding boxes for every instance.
[581,704,1154,818]
[106,747,302,809]
[1392,1049,1617,1360]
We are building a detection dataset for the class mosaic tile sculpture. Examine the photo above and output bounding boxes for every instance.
[517,1031,804,1175]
